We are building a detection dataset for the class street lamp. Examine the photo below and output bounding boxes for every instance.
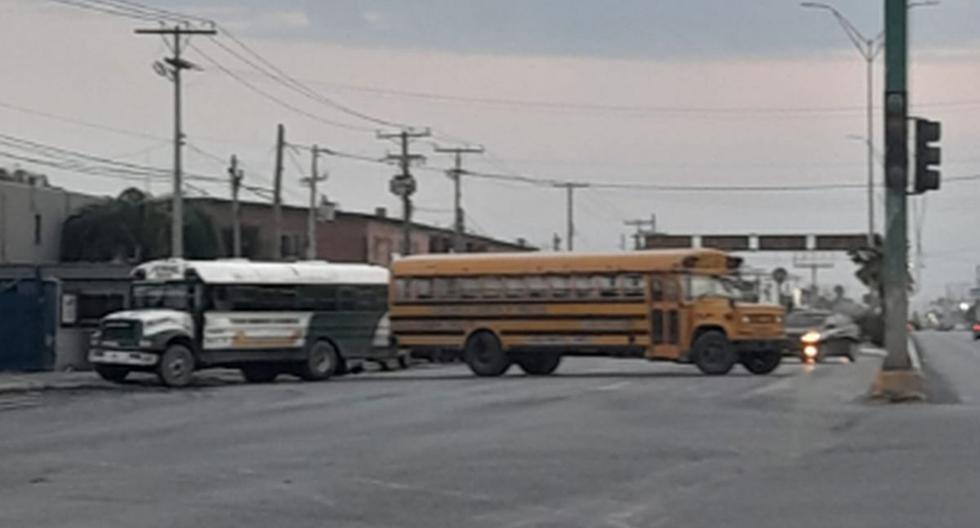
[801,1,938,246]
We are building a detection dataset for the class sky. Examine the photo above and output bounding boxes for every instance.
[3,0,980,305]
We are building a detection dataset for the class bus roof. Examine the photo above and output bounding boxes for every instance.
[391,249,740,277]
[132,259,389,285]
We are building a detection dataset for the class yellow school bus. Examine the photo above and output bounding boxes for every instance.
[389,249,785,376]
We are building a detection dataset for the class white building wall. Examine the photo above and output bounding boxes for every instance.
[0,178,104,264]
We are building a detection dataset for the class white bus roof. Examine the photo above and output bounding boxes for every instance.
[132,259,389,285]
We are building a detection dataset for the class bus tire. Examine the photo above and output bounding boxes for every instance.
[515,352,562,376]
[692,331,737,376]
[298,340,339,381]
[464,332,511,377]
[94,364,129,383]
[740,350,781,375]
[240,364,279,383]
[156,344,195,387]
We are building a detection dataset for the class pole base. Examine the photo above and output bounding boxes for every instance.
[870,369,925,402]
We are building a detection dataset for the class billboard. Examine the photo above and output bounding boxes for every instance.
[701,235,750,251]
[644,235,693,249]
[758,235,807,251]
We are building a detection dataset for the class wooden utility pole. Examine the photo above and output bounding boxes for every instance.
[553,182,589,251]
[135,25,216,259]
[433,145,484,253]
[624,215,657,250]
[302,146,328,260]
[272,124,285,260]
[228,154,243,258]
[379,128,430,256]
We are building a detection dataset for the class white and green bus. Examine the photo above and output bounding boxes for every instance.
[88,259,396,387]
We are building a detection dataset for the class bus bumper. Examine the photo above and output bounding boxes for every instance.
[88,348,159,367]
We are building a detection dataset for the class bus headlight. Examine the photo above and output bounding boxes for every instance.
[741,315,752,324]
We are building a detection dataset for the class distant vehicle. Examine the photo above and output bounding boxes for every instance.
[390,249,786,377]
[784,309,860,362]
[88,259,399,387]
[973,313,980,340]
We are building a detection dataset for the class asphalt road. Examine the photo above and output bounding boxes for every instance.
[1,342,978,528]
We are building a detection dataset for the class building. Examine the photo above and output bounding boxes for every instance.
[188,197,533,265]
[0,169,106,264]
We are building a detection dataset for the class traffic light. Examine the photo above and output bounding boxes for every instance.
[914,118,941,193]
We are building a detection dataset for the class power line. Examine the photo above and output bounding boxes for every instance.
[214,29,409,129]
[48,0,164,22]
[0,99,165,141]
[188,42,374,133]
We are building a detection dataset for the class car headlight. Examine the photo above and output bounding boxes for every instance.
[801,331,821,344]
[139,339,153,348]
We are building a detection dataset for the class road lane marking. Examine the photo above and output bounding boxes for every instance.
[593,381,631,392]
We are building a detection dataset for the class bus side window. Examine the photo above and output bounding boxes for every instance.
[620,274,644,297]
[505,277,524,299]
[527,276,548,298]
[596,275,618,298]
[483,276,503,299]
[549,275,570,298]
[338,287,356,311]
[650,278,664,302]
[394,279,409,303]
[574,275,594,298]
[460,278,480,299]
[413,278,433,300]
[433,278,456,300]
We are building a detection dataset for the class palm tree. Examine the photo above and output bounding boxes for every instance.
[61,188,218,262]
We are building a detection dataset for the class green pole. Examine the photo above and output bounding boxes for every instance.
[881,0,910,370]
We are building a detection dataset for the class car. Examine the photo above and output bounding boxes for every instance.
[784,310,860,362]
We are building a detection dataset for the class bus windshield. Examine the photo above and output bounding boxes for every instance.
[131,282,192,311]
[687,275,742,300]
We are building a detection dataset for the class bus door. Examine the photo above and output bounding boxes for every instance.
[648,275,683,359]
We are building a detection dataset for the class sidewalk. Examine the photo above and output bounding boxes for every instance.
[0,370,111,395]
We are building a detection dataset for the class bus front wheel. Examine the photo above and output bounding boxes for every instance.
[157,344,196,387]
[692,331,737,376]
[515,352,562,376]
[464,332,511,377]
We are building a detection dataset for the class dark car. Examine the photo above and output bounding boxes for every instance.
[784,310,860,362]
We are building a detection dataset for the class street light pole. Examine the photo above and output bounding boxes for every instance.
[801,1,937,245]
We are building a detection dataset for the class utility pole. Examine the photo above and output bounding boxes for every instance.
[379,129,431,256]
[876,0,918,399]
[302,146,328,260]
[272,124,285,260]
[624,215,657,250]
[135,25,216,259]
[553,182,589,251]
[228,154,243,258]
[433,145,484,253]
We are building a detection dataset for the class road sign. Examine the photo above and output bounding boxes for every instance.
[772,267,788,284]
[389,175,416,197]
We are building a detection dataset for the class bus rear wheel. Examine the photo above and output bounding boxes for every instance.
[692,331,737,376]
[464,332,511,377]
[740,350,782,375]
[515,352,562,376]
[298,340,339,381]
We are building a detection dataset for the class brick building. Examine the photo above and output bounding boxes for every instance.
[188,197,533,265]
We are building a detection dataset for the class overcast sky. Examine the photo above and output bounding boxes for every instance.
[4,0,980,304]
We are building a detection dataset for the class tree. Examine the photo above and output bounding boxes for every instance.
[61,188,218,262]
